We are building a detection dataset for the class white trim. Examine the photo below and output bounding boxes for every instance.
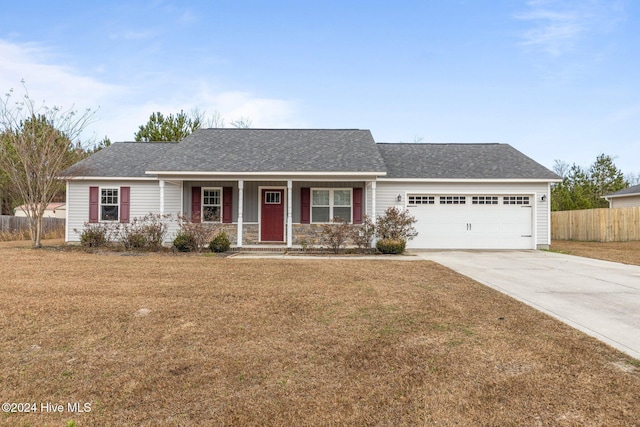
[99,186,121,222]
[65,181,70,242]
[546,183,552,245]
[371,181,377,223]
[237,180,244,248]
[604,193,640,199]
[146,171,386,177]
[310,188,354,224]
[257,185,287,243]
[66,176,158,181]
[287,180,293,248]
[201,187,223,223]
[159,179,165,215]
[377,178,562,183]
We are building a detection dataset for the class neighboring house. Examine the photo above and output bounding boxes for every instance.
[14,202,66,219]
[603,184,640,208]
[63,129,560,249]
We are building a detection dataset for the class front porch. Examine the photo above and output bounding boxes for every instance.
[157,177,379,248]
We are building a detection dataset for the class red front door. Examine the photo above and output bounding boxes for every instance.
[261,189,285,242]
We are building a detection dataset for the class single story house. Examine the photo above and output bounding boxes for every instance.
[14,202,66,219]
[603,184,640,208]
[64,129,560,249]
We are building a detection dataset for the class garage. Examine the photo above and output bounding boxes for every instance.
[406,194,534,249]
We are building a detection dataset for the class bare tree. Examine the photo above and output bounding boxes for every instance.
[0,82,94,247]
[230,117,253,128]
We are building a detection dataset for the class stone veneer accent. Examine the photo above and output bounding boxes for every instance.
[241,224,260,245]
[228,223,359,246]
[293,224,326,246]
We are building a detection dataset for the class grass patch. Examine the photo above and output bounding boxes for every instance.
[1,247,639,425]
[551,240,640,266]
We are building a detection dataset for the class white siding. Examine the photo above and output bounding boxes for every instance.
[66,180,166,242]
[375,181,550,249]
[163,181,182,241]
[611,195,640,208]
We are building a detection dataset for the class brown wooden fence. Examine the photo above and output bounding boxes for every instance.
[0,215,65,235]
[551,207,640,242]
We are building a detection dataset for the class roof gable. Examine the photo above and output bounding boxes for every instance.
[606,183,640,198]
[64,142,178,177]
[146,129,387,174]
[376,143,560,180]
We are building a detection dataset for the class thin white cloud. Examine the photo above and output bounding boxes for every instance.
[197,90,304,129]
[0,39,127,144]
[514,0,625,56]
[0,39,305,145]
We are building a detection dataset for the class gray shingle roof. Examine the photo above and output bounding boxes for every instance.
[376,143,560,180]
[605,183,640,197]
[64,142,178,177]
[146,129,387,173]
[65,130,560,181]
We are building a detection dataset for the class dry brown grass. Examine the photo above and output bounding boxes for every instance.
[0,226,65,242]
[551,240,640,266]
[1,247,639,426]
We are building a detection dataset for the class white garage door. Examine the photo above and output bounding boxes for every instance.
[406,194,534,249]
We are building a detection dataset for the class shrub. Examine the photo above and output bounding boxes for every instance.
[209,231,231,253]
[76,223,112,248]
[139,213,171,250]
[376,238,406,254]
[173,232,197,252]
[351,214,376,252]
[376,207,418,241]
[321,217,350,254]
[175,214,218,253]
[114,213,171,251]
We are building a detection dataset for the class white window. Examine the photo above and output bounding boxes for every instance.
[408,195,435,205]
[503,196,530,205]
[311,189,352,223]
[202,188,222,222]
[440,196,466,205]
[472,196,499,205]
[265,191,281,204]
[101,188,119,221]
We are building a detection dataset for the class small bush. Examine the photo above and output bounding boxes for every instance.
[351,214,376,252]
[209,231,231,253]
[321,217,351,254]
[76,223,112,248]
[125,231,148,249]
[115,213,170,251]
[173,232,197,252]
[376,207,418,241]
[376,238,406,254]
[176,214,218,253]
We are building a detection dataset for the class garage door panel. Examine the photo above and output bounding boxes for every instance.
[407,195,533,249]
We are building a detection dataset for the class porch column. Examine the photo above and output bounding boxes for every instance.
[371,181,377,224]
[371,181,377,248]
[159,179,165,215]
[237,180,244,248]
[287,180,293,248]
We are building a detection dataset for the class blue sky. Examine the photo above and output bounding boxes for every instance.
[1,0,638,176]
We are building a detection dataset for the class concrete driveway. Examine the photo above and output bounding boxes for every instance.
[416,250,640,360]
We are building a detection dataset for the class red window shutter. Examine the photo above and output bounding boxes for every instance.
[353,187,363,224]
[191,186,201,223]
[120,187,130,223]
[300,187,310,224]
[89,186,99,223]
[223,187,233,223]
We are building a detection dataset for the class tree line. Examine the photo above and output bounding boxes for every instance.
[550,154,635,211]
